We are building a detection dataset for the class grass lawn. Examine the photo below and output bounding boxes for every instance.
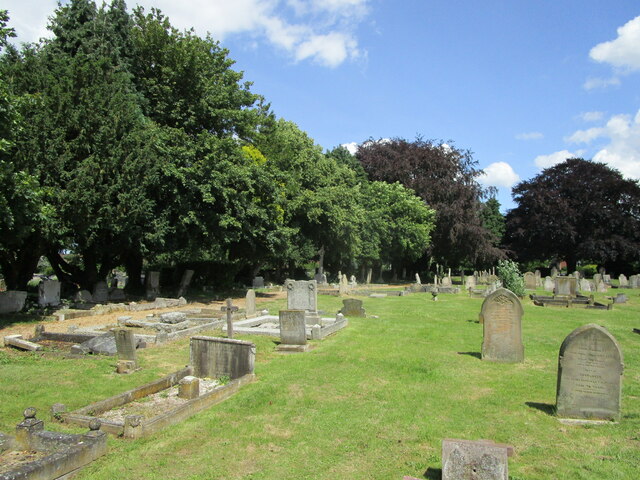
[1,288,639,479]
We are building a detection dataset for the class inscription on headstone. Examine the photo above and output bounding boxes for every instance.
[480,288,524,363]
[285,279,317,312]
[556,324,623,421]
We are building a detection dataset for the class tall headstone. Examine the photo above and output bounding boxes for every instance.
[442,438,510,480]
[415,273,422,285]
[146,271,160,300]
[554,277,577,297]
[593,273,602,285]
[245,289,256,317]
[523,272,536,290]
[543,276,554,291]
[465,276,476,289]
[190,336,255,379]
[92,280,109,304]
[556,324,623,421]
[38,280,61,307]
[480,288,524,363]
[534,270,542,287]
[339,274,349,295]
[629,275,639,288]
[176,269,194,297]
[366,268,373,284]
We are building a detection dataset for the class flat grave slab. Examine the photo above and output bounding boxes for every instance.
[222,314,348,340]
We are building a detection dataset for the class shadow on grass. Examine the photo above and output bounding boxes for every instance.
[525,401,555,416]
[466,319,479,323]
[457,351,481,359]
[425,467,441,479]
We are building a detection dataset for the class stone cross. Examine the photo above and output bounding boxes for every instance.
[221,298,238,339]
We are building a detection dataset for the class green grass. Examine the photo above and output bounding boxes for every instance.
[1,289,639,479]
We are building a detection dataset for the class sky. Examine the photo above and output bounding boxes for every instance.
[4,0,640,211]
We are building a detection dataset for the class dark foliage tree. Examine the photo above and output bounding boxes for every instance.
[356,137,504,270]
[480,197,505,247]
[504,158,640,273]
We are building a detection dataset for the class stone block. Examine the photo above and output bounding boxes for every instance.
[178,376,200,399]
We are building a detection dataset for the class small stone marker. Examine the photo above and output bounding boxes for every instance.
[480,288,524,363]
[178,376,200,399]
[340,298,365,317]
[278,309,309,352]
[245,289,256,317]
[442,438,511,480]
[221,298,238,339]
[190,336,255,379]
[556,324,623,422]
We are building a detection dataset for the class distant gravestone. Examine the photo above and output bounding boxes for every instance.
[415,273,421,285]
[465,276,476,289]
[146,271,160,300]
[441,276,452,287]
[285,279,317,312]
[252,276,265,288]
[556,324,623,421]
[480,288,524,363]
[0,291,28,314]
[602,274,611,284]
[114,329,137,373]
[38,280,61,307]
[349,275,357,286]
[176,269,194,298]
[278,310,307,347]
[543,276,554,291]
[579,278,592,292]
[618,274,628,287]
[597,280,608,293]
[550,267,558,277]
[554,277,577,297]
[190,336,255,379]
[92,280,109,304]
[442,438,510,480]
[572,271,580,279]
[534,270,542,286]
[629,275,639,288]
[593,273,602,285]
[245,289,256,317]
[338,274,349,295]
[75,290,93,303]
[340,298,365,317]
[524,272,536,290]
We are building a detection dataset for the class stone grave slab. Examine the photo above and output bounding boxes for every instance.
[442,438,510,480]
[480,288,524,363]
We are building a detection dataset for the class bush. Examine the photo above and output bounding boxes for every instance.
[496,259,525,297]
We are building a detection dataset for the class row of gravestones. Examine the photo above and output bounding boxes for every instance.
[480,288,623,421]
[525,271,640,290]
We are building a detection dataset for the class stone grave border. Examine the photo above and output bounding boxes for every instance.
[222,314,348,340]
[54,366,255,439]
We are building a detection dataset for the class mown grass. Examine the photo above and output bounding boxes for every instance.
[1,288,639,479]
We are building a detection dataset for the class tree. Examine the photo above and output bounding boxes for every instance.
[480,197,505,247]
[356,137,504,270]
[504,158,640,273]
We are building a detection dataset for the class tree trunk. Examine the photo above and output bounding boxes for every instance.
[123,248,144,294]
[0,235,44,290]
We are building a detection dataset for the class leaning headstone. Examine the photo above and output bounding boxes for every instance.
[554,277,577,297]
[556,324,623,422]
[245,289,256,317]
[190,336,255,379]
[480,288,524,363]
[442,438,510,480]
[176,269,194,297]
[415,273,422,285]
[252,276,265,288]
[543,276,554,291]
[524,272,536,290]
[285,279,317,313]
[278,309,308,352]
[340,298,365,317]
[0,291,28,314]
[146,271,160,300]
[92,280,109,304]
[38,280,61,307]
[618,274,628,287]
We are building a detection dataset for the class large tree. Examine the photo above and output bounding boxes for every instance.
[505,158,640,273]
[356,137,504,270]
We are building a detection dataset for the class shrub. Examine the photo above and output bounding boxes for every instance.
[496,259,525,296]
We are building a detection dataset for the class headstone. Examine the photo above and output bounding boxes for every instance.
[543,276,554,291]
[613,293,628,304]
[285,279,317,313]
[190,336,255,379]
[252,276,265,288]
[441,276,452,287]
[593,273,602,285]
[38,280,61,307]
[442,438,510,480]
[596,281,608,293]
[338,274,349,295]
[221,298,238,339]
[572,271,580,279]
[366,268,373,284]
[0,291,28,314]
[340,298,365,317]
[415,273,422,285]
[602,274,611,284]
[618,274,628,287]
[75,290,93,303]
[550,267,558,278]
[629,275,639,288]
[73,332,117,355]
[349,275,357,286]
[146,271,160,300]
[480,288,524,363]
[278,309,307,347]
[556,324,623,421]
[554,277,577,297]
[92,280,109,304]
[465,276,476,289]
[314,272,326,285]
[245,289,256,317]
[524,272,536,290]
[579,278,592,292]
[114,329,137,363]
[177,269,194,297]
[109,288,126,302]
[534,270,542,286]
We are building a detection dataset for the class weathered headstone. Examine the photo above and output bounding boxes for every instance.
[285,279,317,313]
[340,298,365,317]
[550,266,558,278]
[441,276,452,287]
[480,288,524,363]
[602,274,611,284]
[618,274,628,287]
[278,309,308,351]
[543,276,554,291]
[75,290,93,303]
[176,269,194,297]
[146,271,160,300]
[415,273,422,285]
[442,438,510,480]
[190,336,255,379]
[349,275,357,286]
[38,280,61,307]
[114,329,137,373]
[339,274,349,295]
[593,273,602,285]
[92,280,109,304]
[534,270,542,286]
[0,291,28,314]
[109,288,126,302]
[629,274,639,288]
[524,272,536,290]
[579,278,592,292]
[245,289,256,317]
[554,277,577,297]
[556,324,623,421]
[572,271,580,279]
[366,268,373,284]
[465,275,476,289]
[178,376,200,399]
[596,280,608,293]
[252,276,265,288]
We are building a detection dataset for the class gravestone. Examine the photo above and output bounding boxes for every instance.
[278,309,307,347]
[593,273,602,285]
[572,271,580,279]
[543,276,554,291]
[245,289,256,317]
[0,291,28,314]
[554,277,577,297]
[146,271,160,300]
[415,273,421,285]
[465,276,476,289]
[340,298,365,317]
[176,269,194,297]
[92,280,109,304]
[602,274,611,284]
[550,267,558,277]
[524,272,536,290]
[190,336,255,379]
[534,270,542,286]
[38,280,61,307]
[441,276,452,287]
[366,268,372,284]
[442,438,510,480]
[349,275,357,286]
[618,274,628,287]
[285,279,317,313]
[114,329,137,373]
[339,274,349,295]
[556,324,623,421]
[629,275,639,288]
[480,288,524,363]
[596,281,608,293]
[0,278,5,291]
[579,278,592,292]
[252,276,265,288]
[75,290,93,303]
[314,272,328,285]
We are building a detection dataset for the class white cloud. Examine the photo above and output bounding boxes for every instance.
[578,111,604,122]
[568,110,640,179]
[590,16,640,71]
[3,1,56,45]
[515,132,543,141]
[341,142,359,154]
[295,31,358,67]
[478,162,520,188]
[583,76,621,90]
[534,150,579,169]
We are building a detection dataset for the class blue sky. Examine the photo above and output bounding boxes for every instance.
[4,0,640,210]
